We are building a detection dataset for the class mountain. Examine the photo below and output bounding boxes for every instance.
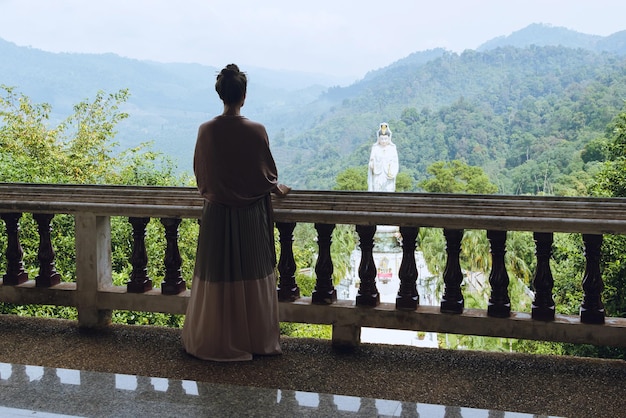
[595,30,626,55]
[0,37,345,171]
[478,23,626,55]
[276,23,626,191]
[2,23,626,193]
[279,43,626,191]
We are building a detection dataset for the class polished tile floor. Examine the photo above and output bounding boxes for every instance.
[0,362,558,418]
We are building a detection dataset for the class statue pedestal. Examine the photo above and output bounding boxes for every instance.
[374,225,401,253]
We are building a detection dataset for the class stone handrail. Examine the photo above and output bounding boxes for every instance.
[0,183,625,348]
[3,183,626,233]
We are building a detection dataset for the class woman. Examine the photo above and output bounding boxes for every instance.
[182,64,290,361]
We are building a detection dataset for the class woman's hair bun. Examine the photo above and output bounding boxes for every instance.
[220,64,240,78]
[215,63,247,105]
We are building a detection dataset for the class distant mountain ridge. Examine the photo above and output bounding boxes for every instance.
[478,23,626,54]
[0,36,339,167]
[1,23,625,182]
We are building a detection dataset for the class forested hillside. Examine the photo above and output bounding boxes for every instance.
[283,45,626,194]
[0,37,341,170]
[2,24,626,195]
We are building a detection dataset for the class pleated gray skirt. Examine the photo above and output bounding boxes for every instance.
[182,197,281,361]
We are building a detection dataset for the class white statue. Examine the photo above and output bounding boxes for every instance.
[368,122,399,192]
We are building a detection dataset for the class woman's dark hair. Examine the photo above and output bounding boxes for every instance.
[215,64,247,105]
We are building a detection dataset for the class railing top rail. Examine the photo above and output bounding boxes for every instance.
[1,183,625,234]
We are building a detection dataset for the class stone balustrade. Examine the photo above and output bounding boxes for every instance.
[0,183,625,349]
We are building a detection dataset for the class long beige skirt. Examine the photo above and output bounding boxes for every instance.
[181,198,281,361]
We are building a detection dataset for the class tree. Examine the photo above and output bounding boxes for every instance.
[418,160,499,194]
[395,171,414,191]
[581,137,609,163]
[589,107,626,320]
[334,166,367,191]
[0,86,130,183]
[0,87,191,327]
[591,108,626,198]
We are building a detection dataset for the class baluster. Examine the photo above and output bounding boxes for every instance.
[277,390,298,412]
[357,397,376,416]
[160,218,186,295]
[400,402,419,418]
[276,222,300,302]
[444,406,463,418]
[318,393,338,415]
[440,228,464,314]
[165,379,186,397]
[136,375,152,394]
[531,232,555,321]
[1,213,28,285]
[7,364,28,386]
[396,226,419,310]
[580,233,605,324]
[33,213,61,287]
[40,367,60,387]
[487,230,511,318]
[311,223,337,305]
[356,224,379,307]
[127,217,153,293]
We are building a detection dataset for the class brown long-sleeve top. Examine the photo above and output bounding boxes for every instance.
[193,115,278,207]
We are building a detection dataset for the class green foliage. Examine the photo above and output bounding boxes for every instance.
[0,86,129,183]
[282,47,626,195]
[112,143,195,187]
[437,236,534,352]
[330,224,357,283]
[289,223,355,285]
[439,333,516,353]
[599,234,626,317]
[461,230,491,273]
[291,223,318,273]
[511,339,566,355]
[112,311,184,327]
[418,160,498,194]
[294,273,316,297]
[536,106,626,358]
[277,224,354,340]
[588,108,626,321]
[279,273,332,339]
[0,303,78,320]
[280,322,331,339]
[550,233,586,315]
[418,228,446,277]
[334,166,368,191]
[505,231,535,288]
[581,137,610,163]
[395,171,415,191]
[590,109,626,197]
[417,161,502,338]
[0,87,193,328]
[559,343,626,360]
[110,217,199,289]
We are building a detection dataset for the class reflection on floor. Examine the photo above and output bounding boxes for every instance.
[0,362,559,417]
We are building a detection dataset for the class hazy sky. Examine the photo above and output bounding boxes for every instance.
[1,0,625,80]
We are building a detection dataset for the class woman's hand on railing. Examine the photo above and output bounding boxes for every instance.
[272,183,292,198]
